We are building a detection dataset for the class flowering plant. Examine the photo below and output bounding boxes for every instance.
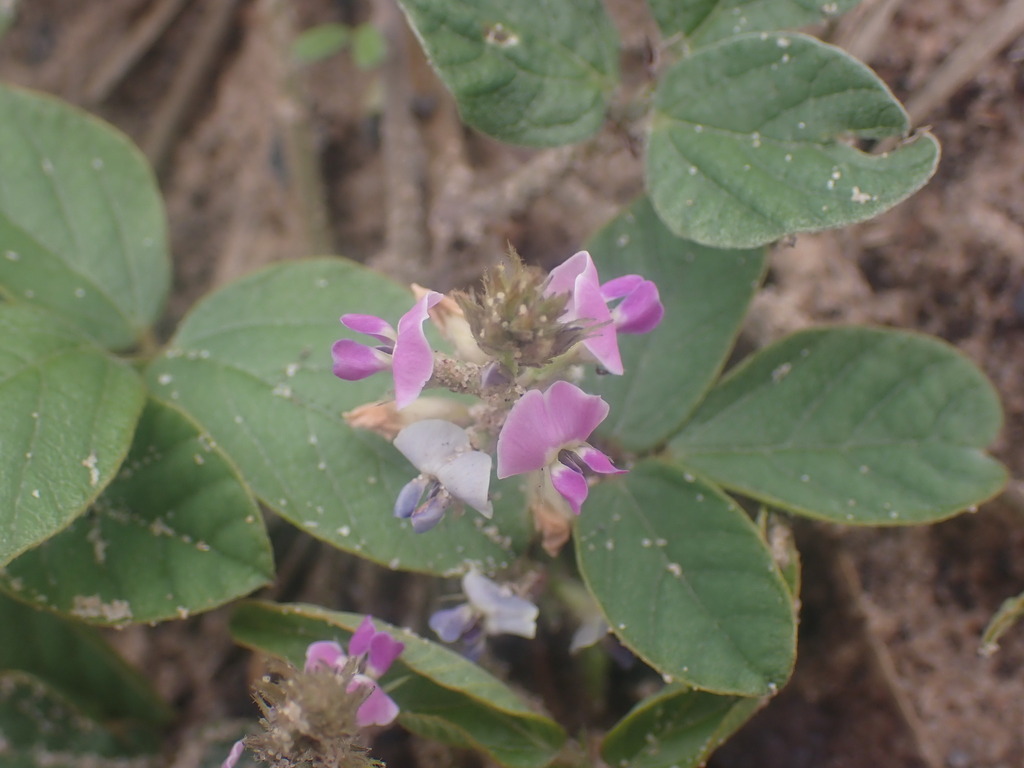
[0,3,1011,768]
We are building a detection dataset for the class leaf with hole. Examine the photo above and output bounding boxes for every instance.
[2,399,273,625]
[0,304,145,566]
[669,327,1007,523]
[146,259,519,575]
[576,461,796,696]
[397,0,618,146]
[646,33,939,248]
[0,85,169,349]
[583,197,765,453]
[230,601,566,768]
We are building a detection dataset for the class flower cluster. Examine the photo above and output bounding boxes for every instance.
[223,618,404,768]
[332,250,662,544]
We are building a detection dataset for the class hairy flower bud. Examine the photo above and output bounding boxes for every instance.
[454,250,589,370]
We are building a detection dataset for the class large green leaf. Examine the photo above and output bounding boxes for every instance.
[646,33,939,248]
[146,259,517,575]
[0,592,171,731]
[576,461,795,696]
[2,399,273,625]
[669,328,1007,523]
[0,672,160,767]
[601,683,761,768]
[230,601,566,768]
[648,0,861,47]
[0,85,169,350]
[0,304,146,566]
[397,0,618,146]
[584,197,765,453]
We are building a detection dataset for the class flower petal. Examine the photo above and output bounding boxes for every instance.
[411,489,450,533]
[332,339,391,381]
[341,314,396,344]
[221,739,246,768]
[496,382,609,478]
[392,291,443,409]
[435,450,493,517]
[482,594,539,639]
[367,632,405,678]
[544,250,590,297]
[394,420,472,476]
[550,463,589,515]
[351,676,401,727]
[305,640,346,672]
[571,257,622,375]
[602,276,664,334]
[348,616,377,657]
[429,604,476,643]
[574,444,627,476]
[394,475,430,519]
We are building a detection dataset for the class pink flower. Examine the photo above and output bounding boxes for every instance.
[332,291,442,409]
[496,381,625,514]
[544,251,663,374]
[304,616,405,727]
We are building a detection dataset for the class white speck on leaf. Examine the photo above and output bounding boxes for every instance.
[193,453,205,465]
[285,363,299,377]
[272,383,292,398]
[41,158,54,174]
[82,452,100,486]
[641,538,653,548]
[851,186,872,203]
[31,489,40,499]
[72,595,132,622]
[91,157,104,170]
[777,37,791,48]
[484,22,519,47]
[772,362,792,382]
[4,250,19,260]
[667,563,682,577]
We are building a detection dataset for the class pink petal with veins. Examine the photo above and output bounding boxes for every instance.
[341,314,396,344]
[550,463,589,515]
[575,444,627,475]
[602,276,663,334]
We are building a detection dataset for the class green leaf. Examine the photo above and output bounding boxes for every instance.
[0,672,160,766]
[982,589,1024,655]
[292,23,351,65]
[584,197,765,453]
[396,0,618,146]
[0,592,171,730]
[646,33,939,248]
[0,85,169,349]
[352,24,387,70]
[669,327,1007,523]
[146,259,517,575]
[0,304,146,566]
[576,461,795,696]
[648,0,861,47]
[230,601,567,768]
[601,683,761,768]
[2,399,273,625]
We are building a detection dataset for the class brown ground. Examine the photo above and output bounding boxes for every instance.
[2,1,1023,766]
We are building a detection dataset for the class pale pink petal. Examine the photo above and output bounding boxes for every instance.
[367,632,405,678]
[603,277,664,334]
[544,250,590,297]
[341,314,396,344]
[332,339,391,381]
[542,381,610,446]
[394,420,473,476]
[575,444,627,475]
[550,463,589,515]
[392,292,443,409]
[221,739,246,768]
[305,640,345,672]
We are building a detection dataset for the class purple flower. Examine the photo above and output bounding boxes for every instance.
[304,616,405,727]
[392,420,493,533]
[496,381,625,515]
[332,291,443,409]
[429,570,538,659]
[221,739,245,768]
[545,251,663,374]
